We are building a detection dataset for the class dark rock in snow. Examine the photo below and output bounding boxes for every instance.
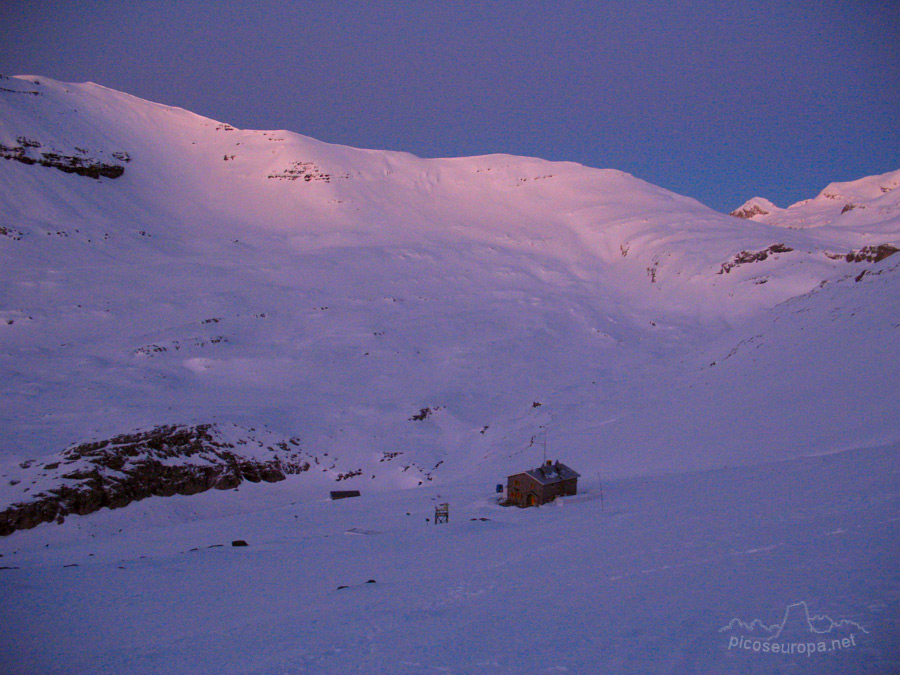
[0,424,313,536]
[0,142,126,179]
[718,244,794,274]
[730,203,770,219]
[845,244,898,263]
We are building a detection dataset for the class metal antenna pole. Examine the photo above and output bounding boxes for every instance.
[543,431,547,464]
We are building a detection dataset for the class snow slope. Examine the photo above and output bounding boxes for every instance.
[1,443,897,673]
[1,74,898,673]
[2,74,897,483]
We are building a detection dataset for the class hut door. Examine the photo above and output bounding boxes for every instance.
[526,493,538,507]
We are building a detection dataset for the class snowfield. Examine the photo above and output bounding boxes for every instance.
[1,74,898,673]
[2,447,897,674]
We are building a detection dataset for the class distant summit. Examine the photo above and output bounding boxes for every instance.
[730,197,778,220]
[730,168,900,229]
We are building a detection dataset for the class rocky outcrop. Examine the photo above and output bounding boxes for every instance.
[0,226,23,240]
[0,424,313,536]
[729,197,778,220]
[0,136,127,180]
[0,74,41,96]
[824,244,899,263]
[844,244,898,263]
[266,160,349,182]
[717,244,794,274]
[730,204,769,219]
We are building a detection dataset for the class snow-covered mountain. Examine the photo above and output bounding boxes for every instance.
[2,74,898,674]
[731,168,900,232]
[2,73,899,507]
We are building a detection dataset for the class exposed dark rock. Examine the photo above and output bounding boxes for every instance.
[718,244,794,274]
[0,77,41,96]
[0,87,39,95]
[0,141,126,179]
[267,160,348,182]
[844,244,898,263]
[409,407,432,421]
[0,424,313,536]
[0,225,23,240]
[825,245,899,264]
[231,540,248,547]
[729,204,770,219]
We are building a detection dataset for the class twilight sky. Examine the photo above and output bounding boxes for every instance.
[1,1,898,212]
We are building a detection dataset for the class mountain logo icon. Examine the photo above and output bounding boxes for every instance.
[721,601,869,656]
[721,601,868,640]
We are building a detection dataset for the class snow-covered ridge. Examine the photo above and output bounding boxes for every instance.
[730,167,900,232]
[2,74,895,272]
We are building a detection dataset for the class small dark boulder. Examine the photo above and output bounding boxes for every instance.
[231,540,248,547]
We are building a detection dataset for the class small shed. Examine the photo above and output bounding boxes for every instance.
[330,490,361,500]
[506,460,579,507]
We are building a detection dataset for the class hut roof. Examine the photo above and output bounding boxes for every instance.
[519,461,580,485]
